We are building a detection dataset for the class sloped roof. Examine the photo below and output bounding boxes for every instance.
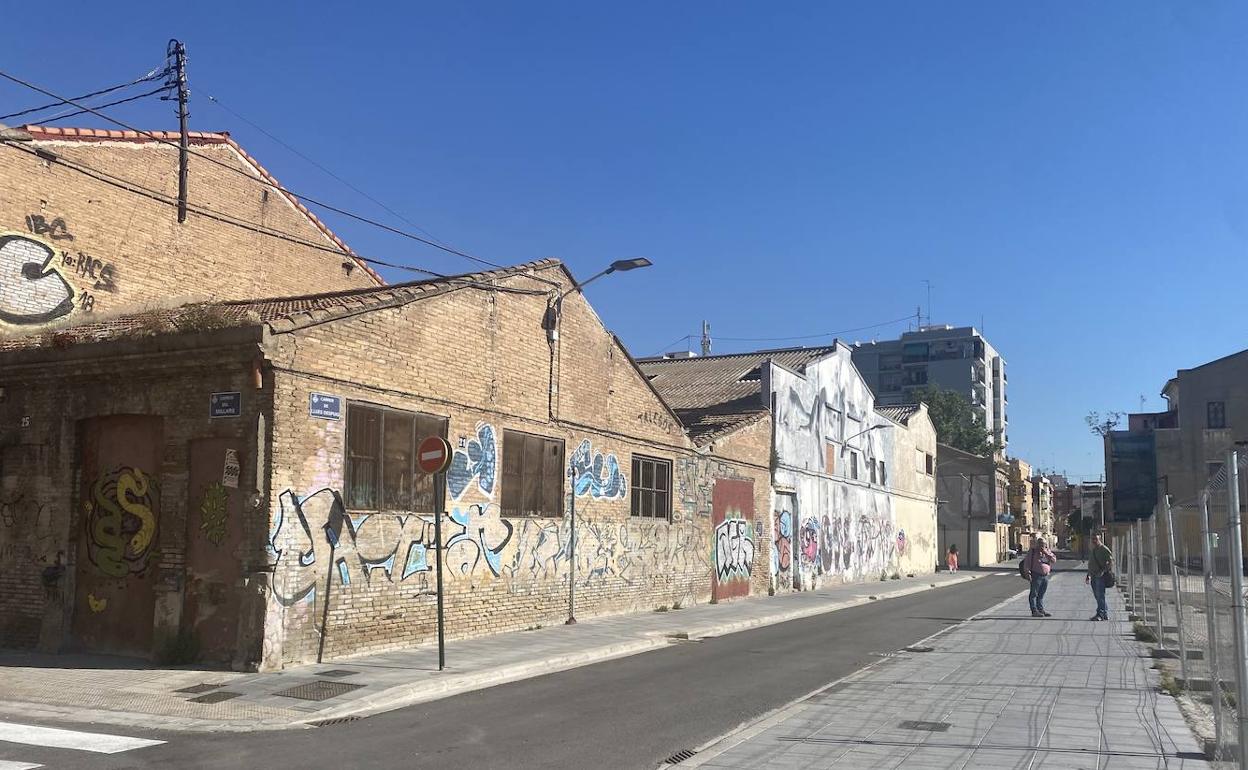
[875,404,921,425]
[0,260,560,352]
[18,125,383,286]
[637,345,838,444]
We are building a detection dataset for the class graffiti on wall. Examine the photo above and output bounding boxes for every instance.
[84,466,159,578]
[771,506,792,588]
[0,233,75,326]
[713,517,754,582]
[896,529,907,556]
[448,422,496,500]
[199,482,229,546]
[569,439,627,499]
[26,214,73,241]
[446,503,513,577]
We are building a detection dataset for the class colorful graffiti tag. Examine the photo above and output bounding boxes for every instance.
[771,507,792,578]
[569,439,627,499]
[84,466,159,577]
[448,422,496,500]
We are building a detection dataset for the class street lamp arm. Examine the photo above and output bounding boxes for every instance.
[839,422,893,453]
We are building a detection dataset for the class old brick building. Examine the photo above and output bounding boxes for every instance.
[0,125,380,333]
[0,260,772,669]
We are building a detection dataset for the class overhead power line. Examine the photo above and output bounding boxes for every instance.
[41,85,173,124]
[0,66,170,122]
[0,68,509,274]
[0,138,547,298]
[715,314,917,343]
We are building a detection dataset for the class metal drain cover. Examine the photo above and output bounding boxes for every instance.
[175,683,225,694]
[189,691,242,704]
[275,680,364,702]
[316,669,360,678]
[899,720,951,732]
[663,748,697,764]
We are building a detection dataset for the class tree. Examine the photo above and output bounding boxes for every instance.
[1085,411,1123,437]
[913,385,993,456]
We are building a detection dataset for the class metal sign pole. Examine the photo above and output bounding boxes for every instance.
[435,472,447,671]
[567,466,578,625]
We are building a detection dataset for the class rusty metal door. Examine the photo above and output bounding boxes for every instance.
[184,438,246,664]
[72,415,163,657]
[711,478,755,602]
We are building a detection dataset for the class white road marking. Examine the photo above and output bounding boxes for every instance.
[0,761,43,770]
[0,721,164,754]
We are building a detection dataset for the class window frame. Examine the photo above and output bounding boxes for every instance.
[1208,401,1227,430]
[344,402,448,512]
[630,454,673,521]
[500,429,566,518]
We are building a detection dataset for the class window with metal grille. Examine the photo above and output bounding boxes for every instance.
[501,430,565,517]
[1208,401,1227,430]
[631,455,672,520]
[345,403,447,511]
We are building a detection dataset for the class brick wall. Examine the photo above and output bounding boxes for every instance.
[0,333,269,664]
[0,136,377,334]
[260,265,772,667]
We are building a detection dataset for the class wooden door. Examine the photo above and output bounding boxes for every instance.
[184,438,246,664]
[72,415,163,657]
[711,478,755,602]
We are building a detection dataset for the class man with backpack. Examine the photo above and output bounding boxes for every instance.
[1021,537,1056,617]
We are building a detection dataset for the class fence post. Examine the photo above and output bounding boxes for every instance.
[1164,495,1188,686]
[1151,514,1165,647]
[1129,526,1137,617]
[1136,518,1147,627]
[1200,491,1224,757]
[1225,450,1248,769]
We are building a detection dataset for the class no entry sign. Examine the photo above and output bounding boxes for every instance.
[417,436,452,475]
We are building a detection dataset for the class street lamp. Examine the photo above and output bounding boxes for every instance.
[839,423,892,452]
[541,257,652,625]
[544,258,652,343]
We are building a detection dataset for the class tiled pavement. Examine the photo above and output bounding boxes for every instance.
[680,570,1211,769]
[0,569,989,733]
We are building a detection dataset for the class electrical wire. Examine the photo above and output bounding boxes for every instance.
[0,138,548,297]
[0,66,170,121]
[40,85,173,124]
[715,314,918,343]
[203,92,481,264]
[650,334,695,357]
[0,69,512,274]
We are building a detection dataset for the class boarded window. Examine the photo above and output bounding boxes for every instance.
[825,442,837,475]
[631,455,672,520]
[501,430,565,517]
[850,452,859,480]
[345,403,447,511]
[879,460,887,486]
[1208,401,1227,430]
[925,453,935,476]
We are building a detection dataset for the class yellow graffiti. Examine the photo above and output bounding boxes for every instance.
[86,466,158,577]
[87,593,108,613]
[119,469,156,555]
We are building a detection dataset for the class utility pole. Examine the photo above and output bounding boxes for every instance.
[168,40,190,223]
[700,321,712,356]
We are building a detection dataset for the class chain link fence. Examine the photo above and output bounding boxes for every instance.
[1116,450,1248,767]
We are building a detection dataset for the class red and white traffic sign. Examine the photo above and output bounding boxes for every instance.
[417,436,452,475]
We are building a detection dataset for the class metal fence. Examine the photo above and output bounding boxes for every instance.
[1116,449,1248,766]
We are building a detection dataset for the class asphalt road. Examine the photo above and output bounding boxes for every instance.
[5,574,1024,770]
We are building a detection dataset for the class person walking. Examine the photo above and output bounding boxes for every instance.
[1085,533,1114,621]
[946,544,959,572]
[1024,537,1056,617]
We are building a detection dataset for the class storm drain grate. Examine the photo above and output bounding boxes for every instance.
[275,680,365,702]
[310,716,365,727]
[175,683,225,694]
[189,691,243,704]
[663,748,697,764]
[899,720,951,732]
[316,669,360,678]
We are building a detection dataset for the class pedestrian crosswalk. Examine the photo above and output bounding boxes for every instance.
[0,720,164,768]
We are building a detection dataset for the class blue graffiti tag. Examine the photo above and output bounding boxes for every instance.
[447,423,497,500]
[568,439,627,499]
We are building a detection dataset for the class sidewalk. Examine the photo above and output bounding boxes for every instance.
[679,570,1211,769]
[0,569,991,733]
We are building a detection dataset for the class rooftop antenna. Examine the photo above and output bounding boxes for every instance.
[1139,395,1146,413]
[700,320,712,356]
[922,280,932,327]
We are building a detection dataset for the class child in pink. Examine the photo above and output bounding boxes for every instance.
[946,544,959,572]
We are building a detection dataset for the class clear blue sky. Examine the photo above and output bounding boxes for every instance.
[3,2,1245,481]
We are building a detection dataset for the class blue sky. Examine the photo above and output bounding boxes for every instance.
[3,2,1245,480]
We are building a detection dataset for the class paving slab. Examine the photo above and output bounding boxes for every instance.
[680,570,1213,769]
